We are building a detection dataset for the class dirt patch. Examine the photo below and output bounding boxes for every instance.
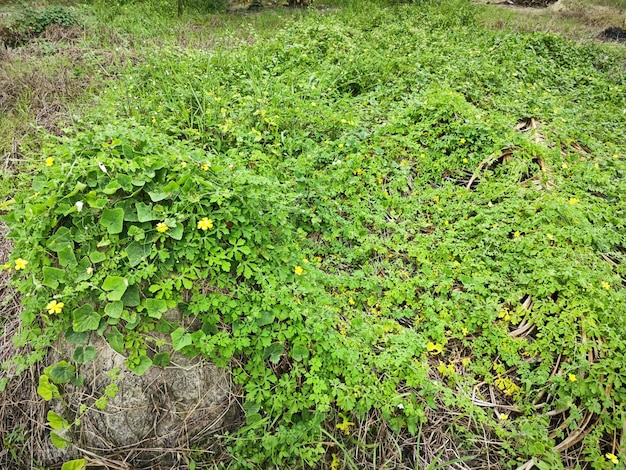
[504,0,558,7]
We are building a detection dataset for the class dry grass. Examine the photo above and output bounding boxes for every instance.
[476,0,626,41]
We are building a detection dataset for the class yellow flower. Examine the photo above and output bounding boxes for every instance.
[499,413,509,421]
[349,297,355,305]
[513,231,521,238]
[46,300,64,315]
[568,373,577,382]
[14,258,28,270]
[568,197,579,205]
[45,157,54,167]
[601,281,611,290]
[460,138,466,144]
[197,217,214,231]
[201,164,209,171]
[181,162,187,168]
[294,266,304,276]
[606,453,619,465]
[462,327,469,335]
[156,222,169,233]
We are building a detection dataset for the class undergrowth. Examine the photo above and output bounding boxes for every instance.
[1,0,626,469]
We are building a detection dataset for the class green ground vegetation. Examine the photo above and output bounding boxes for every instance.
[1,0,625,468]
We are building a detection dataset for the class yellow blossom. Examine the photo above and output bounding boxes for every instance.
[601,281,611,290]
[568,197,579,205]
[460,138,466,144]
[349,297,355,305]
[181,162,187,168]
[156,222,169,233]
[568,373,577,382]
[201,164,209,171]
[46,300,64,315]
[45,157,54,166]
[14,258,28,270]
[499,413,509,421]
[462,327,469,335]
[197,217,214,231]
[294,266,304,276]
[513,231,521,238]
[606,453,619,465]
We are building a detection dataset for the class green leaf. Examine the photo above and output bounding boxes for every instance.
[171,327,192,351]
[37,375,59,401]
[89,251,107,263]
[42,267,66,288]
[128,355,152,376]
[61,458,87,470]
[64,328,88,345]
[85,191,107,209]
[263,343,284,364]
[72,305,100,332]
[105,327,124,354]
[100,208,124,234]
[145,298,167,319]
[57,245,77,267]
[104,301,123,319]
[153,352,171,367]
[291,344,309,362]
[126,241,151,267]
[103,180,122,194]
[256,311,275,327]
[102,276,129,301]
[169,222,184,240]
[48,361,75,384]
[50,432,70,450]
[47,227,72,252]
[47,410,70,431]
[121,284,140,307]
[73,345,97,364]
[136,202,157,222]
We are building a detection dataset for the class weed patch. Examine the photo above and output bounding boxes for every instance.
[1,1,626,469]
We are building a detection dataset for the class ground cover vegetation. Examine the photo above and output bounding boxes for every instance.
[1,0,626,468]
